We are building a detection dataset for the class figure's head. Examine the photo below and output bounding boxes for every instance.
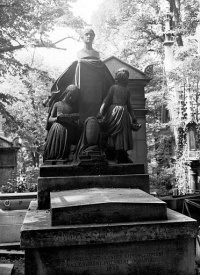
[63,85,80,103]
[115,68,129,86]
[81,28,95,45]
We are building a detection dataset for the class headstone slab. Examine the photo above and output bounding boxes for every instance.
[50,188,167,226]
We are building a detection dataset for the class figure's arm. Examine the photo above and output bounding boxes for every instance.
[48,103,58,124]
[127,90,137,123]
[99,86,113,116]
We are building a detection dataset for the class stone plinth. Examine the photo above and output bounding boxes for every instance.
[50,188,167,226]
[21,201,197,275]
[38,173,149,209]
[39,163,145,177]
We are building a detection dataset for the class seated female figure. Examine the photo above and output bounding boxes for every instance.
[43,85,79,161]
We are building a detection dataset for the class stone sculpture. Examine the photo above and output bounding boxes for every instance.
[99,68,141,163]
[45,28,114,134]
[74,116,104,163]
[43,85,79,161]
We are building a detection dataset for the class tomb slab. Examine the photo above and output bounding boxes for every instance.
[38,174,149,209]
[50,188,167,226]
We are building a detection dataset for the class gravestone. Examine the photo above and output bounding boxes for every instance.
[0,114,21,188]
[21,199,196,275]
[20,57,197,275]
[21,159,197,275]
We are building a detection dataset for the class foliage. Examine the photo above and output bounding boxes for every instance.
[0,0,85,124]
[0,0,86,176]
[89,0,200,194]
[0,69,52,166]
[92,0,199,65]
[149,162,175,196]
[1,182,37,193]
[0,0,84,55]
[1,167,38,193]
[92,0,164,66]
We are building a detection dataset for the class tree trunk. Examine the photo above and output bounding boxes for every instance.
[169,0,183,46]
[31,151,40,167]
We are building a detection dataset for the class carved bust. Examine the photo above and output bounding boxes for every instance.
[77,28,100,60]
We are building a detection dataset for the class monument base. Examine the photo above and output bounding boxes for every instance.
[21,201,197,275]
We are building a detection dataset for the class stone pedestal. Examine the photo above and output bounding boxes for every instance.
[21,201,196,275]
[38,163,149,209]
[21,163,197,274]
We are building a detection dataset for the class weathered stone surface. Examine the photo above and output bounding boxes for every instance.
[0,264,14,275]
[0,135,20,188]
[38,174,149,209]
[21,201,197,275]
[0,209,27,243]
[0,192,37,210]
[39,163,145,177]
[50,189,167,226]
[21,201,196,248]
[24,239,195,275]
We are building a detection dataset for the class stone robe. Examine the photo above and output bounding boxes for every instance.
[46,58,114,132]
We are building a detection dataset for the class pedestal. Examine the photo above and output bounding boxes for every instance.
[21,201,197,275]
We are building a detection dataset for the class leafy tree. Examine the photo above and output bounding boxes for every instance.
[91,0,200,194]
[0,0,84,55]
[1,69,52,167]
[0,0,85,114]
[0,0,86,168]
[92,0,199,65]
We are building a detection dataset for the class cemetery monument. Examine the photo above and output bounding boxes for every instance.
[20,28,197,275]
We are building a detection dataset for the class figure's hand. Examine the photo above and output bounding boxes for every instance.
[132,118,137,124]
[131,123,142,131]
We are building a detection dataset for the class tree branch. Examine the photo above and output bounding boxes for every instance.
[53,35,80,45]
[0,45,24,53]
[0,42,68,53]
[2,28,22,46]
[0,35,81,53]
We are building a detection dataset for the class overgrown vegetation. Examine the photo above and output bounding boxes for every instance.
[0,0,85,172]
[1,0,200,194]
[91,0,200,195]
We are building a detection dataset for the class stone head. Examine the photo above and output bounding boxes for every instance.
[81,28,95,45]
[63,85,80,103]
[115,68,129,86]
